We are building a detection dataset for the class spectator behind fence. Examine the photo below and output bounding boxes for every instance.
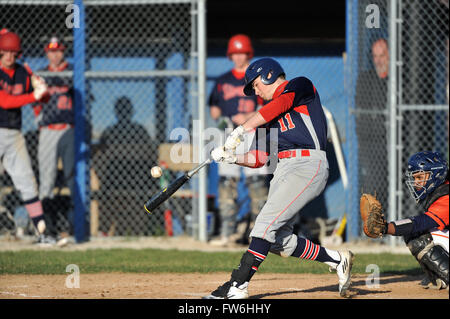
[33,36,75,240]
[93,96,155,236]
[208,34,269,247]
[355,38,389,210]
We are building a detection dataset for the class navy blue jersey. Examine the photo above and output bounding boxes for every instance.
[34,62,74,126]
[209,69,260,125]
[0,63,33,129]
[258,77,328,153]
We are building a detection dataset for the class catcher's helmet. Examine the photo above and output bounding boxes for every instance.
[405,151,448,202]
[243,57,285,96]
[45,36,66,52]
[0,30,22,54]
[227,34,253,59]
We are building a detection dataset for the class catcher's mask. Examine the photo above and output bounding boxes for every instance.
[405,151,448,203]
[243,57,285,96]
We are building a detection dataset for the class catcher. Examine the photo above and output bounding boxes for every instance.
[360,151,449,290]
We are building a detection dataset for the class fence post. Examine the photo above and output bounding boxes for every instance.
[73,0,89,243]
[388,0,398,247]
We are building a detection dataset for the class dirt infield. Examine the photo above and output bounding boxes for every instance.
[0,273,448,299]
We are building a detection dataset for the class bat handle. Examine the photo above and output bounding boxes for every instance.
[187,158,212,178]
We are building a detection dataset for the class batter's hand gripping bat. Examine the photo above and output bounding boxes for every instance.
[144,158,212,214]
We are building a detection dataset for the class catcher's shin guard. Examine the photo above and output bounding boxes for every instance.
[406,233,449,286]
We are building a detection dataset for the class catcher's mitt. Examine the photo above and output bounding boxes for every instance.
[360,193,387,238]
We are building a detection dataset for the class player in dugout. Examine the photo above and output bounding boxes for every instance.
[0,29,54,244]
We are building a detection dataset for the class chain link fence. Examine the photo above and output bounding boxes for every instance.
[397,0,449,219]
[346,0,449,239]
[0,0,204,240]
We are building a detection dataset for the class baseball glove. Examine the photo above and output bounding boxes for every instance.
[360,193,387,238]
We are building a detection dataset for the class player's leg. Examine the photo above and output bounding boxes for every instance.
[209,175,239,246]
[58,127,76,231]
[238,175,268,244]
[1,130,47,237]
[269,219,354,297]
[406,232,449,290]
[38,127,59,200]
[38,128,61,237]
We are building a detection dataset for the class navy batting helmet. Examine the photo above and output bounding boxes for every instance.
[405,151,448,203]
[243,57,285,96]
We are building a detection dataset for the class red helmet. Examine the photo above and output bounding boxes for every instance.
[0,30,22,53]
[227,34,253,59]
[44,36,66,52]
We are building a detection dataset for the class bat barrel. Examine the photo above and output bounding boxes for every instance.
[144,174,190,214]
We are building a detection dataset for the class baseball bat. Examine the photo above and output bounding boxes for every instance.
[144,158,212,214]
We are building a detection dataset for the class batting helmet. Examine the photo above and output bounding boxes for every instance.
[405,151,448,202]
[44,36,66,52]
[227,34,253,59]
[243,57,285,96]
[0,30,22,54]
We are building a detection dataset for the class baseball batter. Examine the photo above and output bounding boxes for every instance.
[204,58,354,299]
[33,37,75,236]
[208,34,268,246]
[0,30,50,241]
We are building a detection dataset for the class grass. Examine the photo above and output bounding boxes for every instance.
[0,248,421,275]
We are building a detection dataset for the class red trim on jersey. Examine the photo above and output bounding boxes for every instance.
[258,92,295,122]
[0,65,16,78]
[294,104,309,116]
[48,61,68,72]
[33,104,43,116]
[0,91,36,108]
[231,68,245,80]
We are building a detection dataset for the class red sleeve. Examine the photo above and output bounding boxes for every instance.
[258,92,295,122]
[425,195,449,230]
[245,149,269,168]
[0,90,37,109]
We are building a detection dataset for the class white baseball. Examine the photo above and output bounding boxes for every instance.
[151,166,163,178]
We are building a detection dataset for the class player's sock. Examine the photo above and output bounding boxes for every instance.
[24,197,46,234]
[291,237,341,268]
[241,237,271,283]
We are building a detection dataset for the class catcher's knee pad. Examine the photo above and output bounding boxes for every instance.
[406,233,433,258]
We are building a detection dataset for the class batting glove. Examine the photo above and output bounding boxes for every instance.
[224,125,245,150]
[33,81,49,101]
[211,146,237,164]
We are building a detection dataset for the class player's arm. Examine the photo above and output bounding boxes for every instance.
[0,90,37,109]
[210,105,221,120]
[235,149,269,168]
[385,214,440,237]
[386,195,449,236]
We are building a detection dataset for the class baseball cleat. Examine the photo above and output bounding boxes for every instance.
[336,250,354,297]
[203,281,249,299]
[33,234,56,247]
